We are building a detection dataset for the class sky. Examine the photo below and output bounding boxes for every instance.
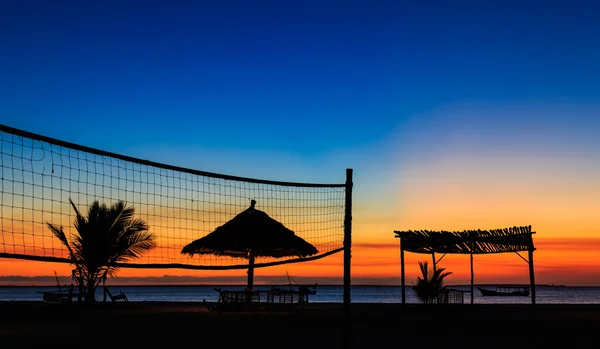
[1,0,600,286]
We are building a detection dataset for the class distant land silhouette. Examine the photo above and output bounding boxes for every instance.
[0,275,354,286]
[0,275,573,287]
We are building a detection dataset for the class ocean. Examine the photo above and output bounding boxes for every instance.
[1,285,600,304]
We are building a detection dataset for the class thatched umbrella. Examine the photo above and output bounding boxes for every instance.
[181,199,318,289]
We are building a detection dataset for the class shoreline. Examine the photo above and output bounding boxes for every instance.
[1,301,600,348]
[0,283,581,287]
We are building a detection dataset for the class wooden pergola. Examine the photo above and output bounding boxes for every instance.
[394,225,536,305]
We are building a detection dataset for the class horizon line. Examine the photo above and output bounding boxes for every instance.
[0,275,584,287]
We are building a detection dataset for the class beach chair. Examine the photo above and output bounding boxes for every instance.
[203,288,231,311]
[207,288,261,312]
[104,287,128,302]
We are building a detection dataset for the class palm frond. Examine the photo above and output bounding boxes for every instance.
[108,201,133,235]
[127,218,149,233]
[70,198,88,231]
[124,232,156,259]
[46,223,75,260]
[69,198,82,218]
[418,261,429,283]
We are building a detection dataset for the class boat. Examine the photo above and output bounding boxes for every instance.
[478,285,530,297]
[40,271,79,304]
[266,272,317,305]
[41,289,75,304]
[270,272,317,296]
[285,271,317,295]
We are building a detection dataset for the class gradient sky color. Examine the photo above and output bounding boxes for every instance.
[1,1,600,286]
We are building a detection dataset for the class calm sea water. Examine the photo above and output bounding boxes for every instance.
[1,285,600,304]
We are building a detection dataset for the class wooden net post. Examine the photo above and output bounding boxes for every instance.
[343,169,353,349]
[343,168,353,309]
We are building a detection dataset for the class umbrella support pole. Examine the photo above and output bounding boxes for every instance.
[246,255,256,306]
[247,255,255,290]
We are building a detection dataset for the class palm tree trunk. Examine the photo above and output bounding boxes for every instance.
[77,278,84,303]
[86,276,96,303]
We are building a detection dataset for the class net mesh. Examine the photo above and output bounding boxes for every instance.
[0,126,347,269]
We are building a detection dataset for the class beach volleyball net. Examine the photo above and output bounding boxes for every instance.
[0,125,349,270]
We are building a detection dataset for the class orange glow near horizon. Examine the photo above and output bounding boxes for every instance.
[3,235,600,286]
[2,186,600,286]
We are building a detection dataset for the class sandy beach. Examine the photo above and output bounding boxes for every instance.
[1,301,599,349]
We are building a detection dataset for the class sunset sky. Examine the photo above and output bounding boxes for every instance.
[1,1,600,286]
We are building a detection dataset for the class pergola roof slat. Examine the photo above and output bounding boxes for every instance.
[394,225,534,254]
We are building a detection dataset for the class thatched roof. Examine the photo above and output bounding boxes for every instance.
[394,225,534,254]
[181,199,318,259]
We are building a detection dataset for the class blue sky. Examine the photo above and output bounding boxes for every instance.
[2,1,600,284]
[1,0,599,204]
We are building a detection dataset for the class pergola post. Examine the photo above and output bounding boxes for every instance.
[400,237,405,305]
[528,245,536,305]
[431,252,436,272]
[470,252,474,304]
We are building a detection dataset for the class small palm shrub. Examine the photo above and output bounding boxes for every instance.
[412,261,452,304]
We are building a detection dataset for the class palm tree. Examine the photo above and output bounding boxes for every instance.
[47,199,156,303]
[412,261,452,304]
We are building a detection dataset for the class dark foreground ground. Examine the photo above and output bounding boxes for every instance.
[1,301,600,349]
